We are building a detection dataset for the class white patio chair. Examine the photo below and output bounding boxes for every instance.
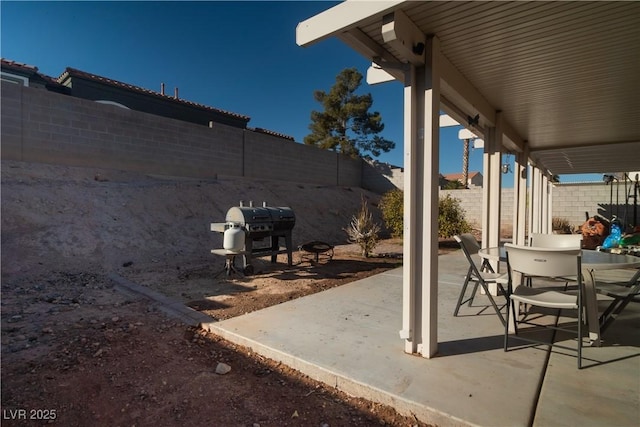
[529,233,583,248]
[528,233,582,288]
[503,244,585,369]
[453,234,508,326]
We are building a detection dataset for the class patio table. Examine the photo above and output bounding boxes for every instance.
[478,247,640,346]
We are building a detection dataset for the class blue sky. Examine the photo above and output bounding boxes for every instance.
[2,0,584,183]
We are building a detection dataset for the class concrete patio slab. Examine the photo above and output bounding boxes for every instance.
[204,251,640,426]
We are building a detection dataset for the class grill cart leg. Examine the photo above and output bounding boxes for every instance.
[285,233,293,266]
[271,235,279,263]
[243,236,253,273]
[214,254,243,278]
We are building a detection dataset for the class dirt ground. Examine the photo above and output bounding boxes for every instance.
[121,241,409,321]
[1,161,457,426]
[0,240,457,427]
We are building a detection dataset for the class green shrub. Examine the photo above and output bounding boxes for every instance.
[444,180,465,189]
[378,190,472,238]
[438,194,472,238]
[379,189,404,238]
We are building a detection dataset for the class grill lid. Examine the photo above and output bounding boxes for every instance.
[225,203,295,234]
[226,206,271,224]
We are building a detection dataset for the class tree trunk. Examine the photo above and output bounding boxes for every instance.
[462,138,470,188]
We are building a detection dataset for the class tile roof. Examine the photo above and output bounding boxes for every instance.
[57,67,251,122]
[443,172,481,181]
[1,58,65,88]
[1,58,39,73]
[252,127,294,141]
[4,59,295,141]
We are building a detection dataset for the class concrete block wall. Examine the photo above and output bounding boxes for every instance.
[1,83,363,186]
[0,81,23,159]
[2,82,244,178]
[337,155,364,188]
[440,188,494,230]
[4,82,624,227]
[553,183,635,225]
[440,183,630,234]
[361,161,404,194]
[243,130,361,186]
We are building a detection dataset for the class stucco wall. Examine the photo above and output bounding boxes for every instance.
[1,82,362,187]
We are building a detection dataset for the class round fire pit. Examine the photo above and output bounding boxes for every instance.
[299,241,334,263]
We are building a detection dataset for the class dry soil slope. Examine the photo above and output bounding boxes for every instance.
[1,161,385,278]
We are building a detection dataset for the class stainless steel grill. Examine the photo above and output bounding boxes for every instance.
[211,201,295,275]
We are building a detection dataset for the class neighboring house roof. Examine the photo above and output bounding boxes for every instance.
[57,67,251,125]
[443,172,482,182]
[3,58,294,140]
[252,128,295,141]
[1,58,67,92]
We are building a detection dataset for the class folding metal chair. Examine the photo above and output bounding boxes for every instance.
[504,244,585,369]
[595,268,640,334]
[453,234,508,326]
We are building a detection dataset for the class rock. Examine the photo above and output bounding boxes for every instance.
[215,362,231,375]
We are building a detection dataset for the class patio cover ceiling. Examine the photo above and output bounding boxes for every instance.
[297,1,640,176]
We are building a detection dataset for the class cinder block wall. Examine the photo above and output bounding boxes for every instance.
[338,155,364,188]
[243,130,361,186]
[552,183,634,225]
[1,83,362,186]
[361,161,404,194]
[440,183,629,233]
[4,82,625,226]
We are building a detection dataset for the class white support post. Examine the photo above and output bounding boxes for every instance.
[400,36,440,359]
[420,37,440,358]
[481,150,490,247]
[541,174,550,233]
[490,114,503,250]
[401,65,419,354]
[546,176,553,233]
[512,147,528,245]
[531,167,542,234]
[482,119,503,272]
[526,164,533,237]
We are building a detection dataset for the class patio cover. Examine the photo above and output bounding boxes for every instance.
[297,0,640,357]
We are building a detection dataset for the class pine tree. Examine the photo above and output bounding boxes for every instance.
[304,68,395,158]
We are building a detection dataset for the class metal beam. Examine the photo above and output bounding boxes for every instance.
[339,27,400,64]
[366,65,398,85]
[381,9,426,65]
[296,0,405,47]
[439,55,496,128]
[338,28,406,83]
